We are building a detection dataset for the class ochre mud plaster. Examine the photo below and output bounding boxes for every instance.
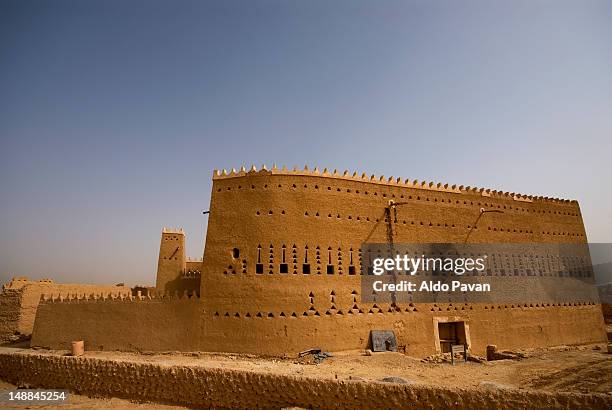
[30,167,607,356]
[0,277,129,343]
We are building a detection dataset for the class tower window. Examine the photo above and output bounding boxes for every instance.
[232,248,240,258]
[327,265,335,275]
[280,263,289,274]
[302,264,311,275]
[256,264,264,274]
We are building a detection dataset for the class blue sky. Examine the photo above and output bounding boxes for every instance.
[1,0,611,285]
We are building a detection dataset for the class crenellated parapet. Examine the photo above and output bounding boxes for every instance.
[38,290,200,304]
[161,227,185,234]
[212,165,577,205]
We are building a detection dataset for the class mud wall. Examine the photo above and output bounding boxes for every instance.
[30,296,606,357]
[0,288,22,344]
[196,169,601,355]
[0,278,130,344]
[200,303,606,356]
[203,170,587,312]
[0,350,609,409]
[31,296,200,351]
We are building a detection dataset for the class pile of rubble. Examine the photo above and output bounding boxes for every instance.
[420,353,456,364]
[486,345,526,361]
[296,348,333,364]
[420,352,488,364]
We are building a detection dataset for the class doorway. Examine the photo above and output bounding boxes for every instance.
[437,321,466,353]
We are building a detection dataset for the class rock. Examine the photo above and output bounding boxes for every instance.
[485,347,523,361]
[467,355,487,364]
[421,353,452,364]
[486,345,498,361]
[298,348,322,357]
[313,352,332,363]
[364,349,372,356]
[379,376,410,384]
[348,375,364,381]
[479,381,513,390]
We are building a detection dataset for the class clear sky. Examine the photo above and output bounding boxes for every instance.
[1,0,611,286]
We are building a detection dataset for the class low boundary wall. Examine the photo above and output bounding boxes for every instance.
[31,295,200,351]
[31,294,607,357]
[0,350,610,409]
[0,278,130,344]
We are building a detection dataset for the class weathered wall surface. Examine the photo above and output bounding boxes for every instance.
[30,297,606,357]
[31,296,200,351]
[27,168,606,356]
[0,278,130,344]
[200,303,606,356]
[0,350,609,409]
[197,169,603,355]
[0,288,22,344]
[27,280,605,356]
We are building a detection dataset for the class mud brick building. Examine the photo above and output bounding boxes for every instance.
[31,166,607,356]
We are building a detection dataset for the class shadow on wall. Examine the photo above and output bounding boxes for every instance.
[164,277,200,297]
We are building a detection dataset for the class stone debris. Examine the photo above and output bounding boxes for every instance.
[313,351,333,364]
[379,376,411,384]
[487,345,525,361]
[364,349,372,356]
[296,348,333,364]
[497,350,526,360]
[479,381,514,390]
[421,353,465,364]
[7,333,29,343]
[298,348,321,357]
[467,355,487,364]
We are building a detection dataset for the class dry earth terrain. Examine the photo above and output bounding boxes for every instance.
[0,343,610,408]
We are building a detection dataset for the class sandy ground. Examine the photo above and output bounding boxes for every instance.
[1,343,610,408]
